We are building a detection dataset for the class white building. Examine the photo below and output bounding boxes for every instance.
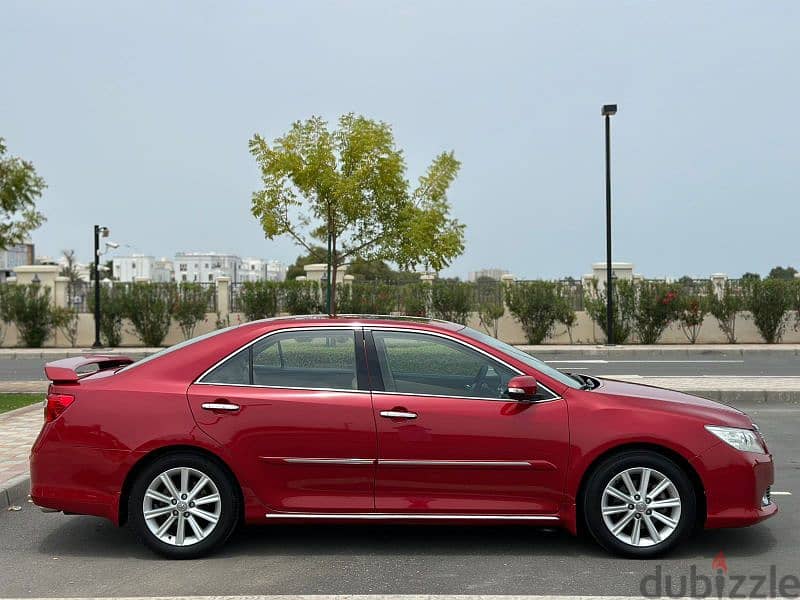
[113,255,158,282]
[174,252,241,283]
[240,258,287,282]
[468,268,509,282]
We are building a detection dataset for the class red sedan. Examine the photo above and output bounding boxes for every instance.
[30,316,776,558]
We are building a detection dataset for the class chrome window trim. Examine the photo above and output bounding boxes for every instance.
[193,381,372,394]
[194,325,362,390]
[265,512,559,521]
[193,323,563,402]
[367,326,562,403]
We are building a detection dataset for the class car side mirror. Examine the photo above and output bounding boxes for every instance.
[506,375,538,401]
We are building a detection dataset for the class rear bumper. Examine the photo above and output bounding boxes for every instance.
[30,437,129,524]
[690,441,777,529]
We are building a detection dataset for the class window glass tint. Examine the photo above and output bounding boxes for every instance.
[372,331,515,399]
[252,330,357,390]
[201,348,250,385]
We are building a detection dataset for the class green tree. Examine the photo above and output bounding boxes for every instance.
[505,281,564,344]
[768,266,798,280]
[249,114,464,314]
[121,283,176,346]
[476,279,505,338]
[174,283,213,339]
[707,281,743,344]
[676,291,708,344]
[633,281,680,344]
[744,278,790,343]
[347,256,420,284]
[0,138,46,249]
[430,280,473,325]
[237,281,280,321]
[584,279,636,344]
[4,284,57,347]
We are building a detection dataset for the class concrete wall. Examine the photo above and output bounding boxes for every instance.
[2,267,798,347]
[1,308,797,348]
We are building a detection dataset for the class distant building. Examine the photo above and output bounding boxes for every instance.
[0,243,35,281]
[240,258,287,282]
[113,255,159,282]
[152,258,174,282]
[468,268,509,282]
[174,252,241,283]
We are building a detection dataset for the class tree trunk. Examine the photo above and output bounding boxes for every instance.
[330,233,338,316]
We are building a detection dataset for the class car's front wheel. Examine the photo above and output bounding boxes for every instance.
[128,452,239,559]
[583,450,696,557]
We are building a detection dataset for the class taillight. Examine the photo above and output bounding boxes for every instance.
[45,393,75,422]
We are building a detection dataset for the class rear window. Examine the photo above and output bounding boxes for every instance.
[118,324,240,373]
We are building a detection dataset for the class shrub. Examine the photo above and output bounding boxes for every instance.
[175,283,213,339]
[121,283,176,346]
[706,281,743,343]
[53,307,80,347]
[401,283,429,317]
[337,282,397,315]
[584,279,635,344]
[633,281,680,344]
[476,281,504,337]
[3,284,57,347]
[89,285,127,347]
[238,281,280,321]
[556,292,578,343]
[505,281,563,344]
[430,281,473,324]
[744,278,790,343]
[676,292,708,344]
[282,280,323,315]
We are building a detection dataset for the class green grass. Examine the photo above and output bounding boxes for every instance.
[0,393,42,415]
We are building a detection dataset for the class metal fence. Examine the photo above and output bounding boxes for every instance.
[66,281,217,313]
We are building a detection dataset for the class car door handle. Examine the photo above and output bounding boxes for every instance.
[201,402,240,412]
[380,410,417,419]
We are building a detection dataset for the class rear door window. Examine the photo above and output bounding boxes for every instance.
[201,329,359,391]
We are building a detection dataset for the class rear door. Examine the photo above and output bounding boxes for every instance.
[187,326,377,514]
[367,328,569,515]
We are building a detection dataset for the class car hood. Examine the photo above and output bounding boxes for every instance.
[592,376,752,427]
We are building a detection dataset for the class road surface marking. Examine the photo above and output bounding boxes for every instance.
[772,491,792,496]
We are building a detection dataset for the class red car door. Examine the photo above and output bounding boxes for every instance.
[187,327,377,514]
[367,328,569,515]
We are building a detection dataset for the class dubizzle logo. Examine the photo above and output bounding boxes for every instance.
[639,550,800,598]
[712,551,728,574]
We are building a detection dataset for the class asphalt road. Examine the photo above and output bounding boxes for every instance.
[1,405,797,598]
[1,352,799,381]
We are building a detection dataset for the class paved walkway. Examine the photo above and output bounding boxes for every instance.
[0,404,41,492]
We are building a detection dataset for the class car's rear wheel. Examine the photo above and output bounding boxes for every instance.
[128,452,239,559]
[583,451,696,557]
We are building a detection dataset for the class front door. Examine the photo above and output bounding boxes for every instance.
[187,327,376,513]
[367,329,569,515]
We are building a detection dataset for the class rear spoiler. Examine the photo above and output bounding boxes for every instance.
[44,355,134,383]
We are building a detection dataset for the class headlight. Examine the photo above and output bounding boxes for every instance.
[705,425,765,453]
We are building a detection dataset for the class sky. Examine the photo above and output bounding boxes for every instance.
[2,0,799,279]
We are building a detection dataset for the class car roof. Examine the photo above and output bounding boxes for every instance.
[241,314,466,332]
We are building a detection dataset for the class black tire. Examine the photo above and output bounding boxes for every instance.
[582,450,696,558]
[128,452,239,559]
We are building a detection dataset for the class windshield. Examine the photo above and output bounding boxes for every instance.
[460,327,583,390]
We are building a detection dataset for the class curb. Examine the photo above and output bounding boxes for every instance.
[0,401,43,421]
[519,346,800,358]
[1,472,30,509]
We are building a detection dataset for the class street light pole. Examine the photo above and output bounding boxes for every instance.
[602,104,618,345]
[92,225,109,348]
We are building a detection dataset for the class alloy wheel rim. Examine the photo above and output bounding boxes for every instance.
[601,467,681,547]
[142,467,222,547]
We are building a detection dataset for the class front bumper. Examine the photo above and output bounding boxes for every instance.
[690,440,777,529]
